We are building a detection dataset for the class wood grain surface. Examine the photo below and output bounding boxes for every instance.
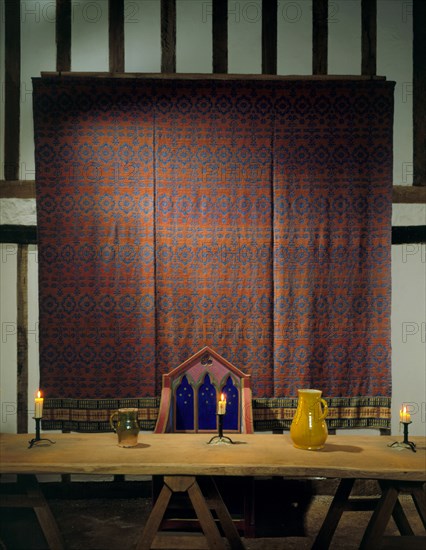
[1,433,425,480]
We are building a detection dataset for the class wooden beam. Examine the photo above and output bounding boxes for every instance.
[0,181,36,199]
[1,223,425,246]
[0,226,37,245]
[392,226,426,245]
[361,0,377,75]
[56,0,71,72]
[17,245,29,433]
[213,0,228,74]
[312,0,328,75]
[109,0,125,73]
[40,72,386,81]
[262,0,277,75]
[393,185,426,204]
[4,0,20,180]
[161,0,176,73]
[413,0,426,186]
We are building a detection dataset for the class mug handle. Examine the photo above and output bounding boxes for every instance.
[110,411,118,432]
[319,398,328,421]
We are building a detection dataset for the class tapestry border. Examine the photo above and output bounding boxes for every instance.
[41,396,391,432]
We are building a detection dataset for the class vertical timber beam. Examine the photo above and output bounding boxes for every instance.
[161,0,176,73]
[5,2,28,434]
[4,0,21,181]
[312,0,328,75]
[262,0,277,75]
[17,245,29,434]
[109,0,125,73]
[56,0,71,72]
[213,0,228,74]
[413,0,426,186]
[361,0,377,75]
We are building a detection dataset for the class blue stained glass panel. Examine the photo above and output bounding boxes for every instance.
[198,374,217,430]
[222,376,239,430]
[175,375,194,431]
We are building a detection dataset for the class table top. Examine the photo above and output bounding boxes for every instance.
[1,433,425,481]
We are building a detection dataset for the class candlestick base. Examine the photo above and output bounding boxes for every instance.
[207,434,235,445]
[388,421,416,453]
[207,414,235,445]
[28,417,56,449]
[388,441,416,452]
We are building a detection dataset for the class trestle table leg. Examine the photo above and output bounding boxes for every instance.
[312,478,355,549]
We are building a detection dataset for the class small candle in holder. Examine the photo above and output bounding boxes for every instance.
[399,405,411,423]
[217,393,226,415]
[35,390,44,418]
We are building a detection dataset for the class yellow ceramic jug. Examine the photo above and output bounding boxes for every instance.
[110,408,140,447]
[290,389,328,450]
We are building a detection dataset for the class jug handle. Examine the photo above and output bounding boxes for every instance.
[110,411,118,432]
[319,398,328,421]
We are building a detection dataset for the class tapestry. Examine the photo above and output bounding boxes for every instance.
[33,77,394,430]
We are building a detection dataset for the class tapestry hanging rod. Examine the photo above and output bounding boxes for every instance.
[40,72,387,81]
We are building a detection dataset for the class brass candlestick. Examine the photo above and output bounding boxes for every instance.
[28,418,56,449]
[388,421,416,453]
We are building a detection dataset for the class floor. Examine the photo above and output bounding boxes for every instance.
[0,480,424,549]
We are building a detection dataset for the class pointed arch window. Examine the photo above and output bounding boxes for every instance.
[222,376,239,431]
[175,375,194,431]
[198,373,217,430]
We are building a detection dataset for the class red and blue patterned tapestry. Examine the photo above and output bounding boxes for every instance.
[33,77,394,431]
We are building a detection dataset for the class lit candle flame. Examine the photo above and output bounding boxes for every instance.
[218,393,226,415]
[35,390,44,418]
[400,404,411,423]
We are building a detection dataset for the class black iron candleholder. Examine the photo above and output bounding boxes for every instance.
[208,414,234,445]
[388,421,416,453]
[28,418,56,449]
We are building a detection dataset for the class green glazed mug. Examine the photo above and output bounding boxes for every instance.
[110,408,140,447]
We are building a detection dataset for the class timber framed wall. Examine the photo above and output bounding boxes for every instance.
[0,0,425,434]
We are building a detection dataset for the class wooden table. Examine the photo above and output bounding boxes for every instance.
[1,433,425,549]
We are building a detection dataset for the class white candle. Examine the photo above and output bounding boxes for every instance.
[399,405,411,423]
[35,390,44,418]
[217,393,226,415]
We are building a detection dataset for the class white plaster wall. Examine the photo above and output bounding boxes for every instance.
[0,0,424,436]
[277,0,312,74]
[0,198,37,225]
[71,0,109,71]
[391,241,426,436]
[0,244,18,433]
[377,0,413,186]
[0,244,40,433]
[125,0,161,72]
[20,0,56,182]
[177,0,212,73]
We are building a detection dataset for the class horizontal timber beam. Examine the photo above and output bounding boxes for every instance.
[1,224,423,246]
[0,225,37,244]
[0,180,36,198]
[392,185,426,203]
[392,226,426,245]
[39,72,387,81]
